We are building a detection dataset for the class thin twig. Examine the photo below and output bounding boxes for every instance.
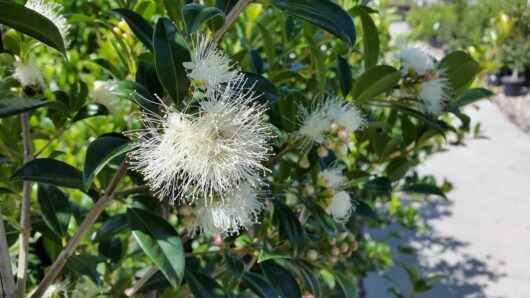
[115,185,150,197]
[265,144,291,168]
[124,266,158,297]
[15,113,33,298]
[0,208,16,297]
[31,161,129,298]
[213,0,253,43]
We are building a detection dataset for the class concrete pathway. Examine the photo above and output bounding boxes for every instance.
[365,100,530,298]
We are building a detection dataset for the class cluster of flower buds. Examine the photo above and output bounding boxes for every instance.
[305,232,358,265]
[112,20,133,45]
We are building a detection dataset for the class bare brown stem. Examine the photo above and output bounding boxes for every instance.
[115,185,150,197]
[213,0,253,43]
[0,208,16,297]
[15,113,33,298]
[124,266,158,297]
[31,161,129,298]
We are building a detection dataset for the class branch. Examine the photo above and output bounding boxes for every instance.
[115,185,150,197]
[265,144,291,168]
[31,161,129,298]
[15,113,33,298]
[213,0,253,43]
[124,266,158,297]
[0,208,15,297]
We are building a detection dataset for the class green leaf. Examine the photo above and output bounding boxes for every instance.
[385,157,412,181]
[72,103,109,122]
[183,4,225,35]
[439,51,479,97]
[353,65,400,101]
[337,55,352,96]
[363,177,392,193]
[66,254,105,287]
[451,87,493,109]
[185,269,227,298]
[257,23,276,67]
[273,199,306,257]
[333,271,357,298]
[0,98,48,118]
[112,9,154,52]
[242,72,281,103]
[37,185,71,239]
[0,0,65,54]
[299,197,336,234]
[136,59,164,98]
[401,184,447,200]
[261,261,301,298]
[11,158,84,190]
[356,6,379,69]
[83,136,130,189]
[296,261,322,298]
[271,0,356,46]
[127,208,185,288]
[257,246,292,263]
[243,272,278,298]
[153,17,191,104]
[98,236,123,263]
[91,213,128,243]
[3,221,18,247]
[31,214,62,244]
[109,80,159,113]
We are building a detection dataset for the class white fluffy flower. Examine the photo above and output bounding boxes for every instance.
[326,191,354,222]
[91,80,120,114]
[418,76,451,114]
[13,58,43,86]
[126,79,272,203]
[324,97,365,133]
[195,183,263,237]
[25,0,70,47]
[183,35,240,90]
[298,97,364,143]
[396,45,435,75]
[319,167,347,189]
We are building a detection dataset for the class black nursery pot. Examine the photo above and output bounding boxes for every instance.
[525,67,530,87]
[502,76,525,97]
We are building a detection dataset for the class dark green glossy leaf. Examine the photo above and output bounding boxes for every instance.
[242,72,281,103]
[257,246,291,263]
[109,80,159,113]
[297,261,322,298]
[401,184,447,200]
[353,65,400,101]
[183,4,225,34]
[242,272,278,298]
[31,213,62,244]
[112,9,154,52]
[0,0,65,54]
[439,51,479,97]
[333,271,357,298]
[83,136,130,189]
[11,158,84,190]
[91,213,128,243]
[0,98,48,118]
[153,17,191,104]
[261,261,301,298]
[451,87,493,109]
[66,254,105,287]
[299,197,336,234]
[136,59,164,98]
[356,6,379,69]
[337,55,352,96]
[273,199,306,256]
[98,236,123,263]
[271,0,356,46]
[185,269,227,298]
[37,185,71,239]
[127,208,185,288]
[72,103,109,122]
[385,157,412,181]
[363,177,392,192]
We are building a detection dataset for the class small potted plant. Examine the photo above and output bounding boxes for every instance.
[500,36,529,97]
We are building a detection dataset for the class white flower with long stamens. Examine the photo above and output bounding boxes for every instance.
[324,97,365,133]
[91,80,120,114]
[13,58,43,87]
[126,78,272,203]
[327,191,354,222]
[298,104,329,144]
[25,0,70,47]
[395,45,435,75]
[183,35,240,91]
[319,166,347,189]
[194,182,263,237]
[418,75,451,114]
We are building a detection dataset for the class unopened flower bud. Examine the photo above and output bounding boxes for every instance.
[350,241,358,252]
[329,256,338,265]
[307,249,318,261]
[341,243,349,253]
[337,144,348,155]
[179,205,193,216]
[303,184,315,196]
[337,233,347,242]
[324,140,334,150]
[329,122,338,133]
[299,155,310,169]
[113,27,121,35]
[317,146,329,158]
[347,234,355,243]
[331,246,340,256]
[338,129,349,141]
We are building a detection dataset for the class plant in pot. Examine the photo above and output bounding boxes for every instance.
[499,36,530,96]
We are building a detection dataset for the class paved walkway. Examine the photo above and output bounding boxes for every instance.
[365,100,530,298]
